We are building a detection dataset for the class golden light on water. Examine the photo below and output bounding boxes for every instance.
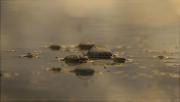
[1,0,179,101]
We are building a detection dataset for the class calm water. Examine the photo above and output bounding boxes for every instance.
[1,0,179,101]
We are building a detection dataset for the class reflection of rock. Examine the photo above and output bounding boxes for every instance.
[71,64,95,80]
[65,61,81,66]
[75,68,94,76]
[46,67,62,73]
[79,40,95,50]
[86,45,112,59]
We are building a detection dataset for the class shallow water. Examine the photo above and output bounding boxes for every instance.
[1,0,179,101]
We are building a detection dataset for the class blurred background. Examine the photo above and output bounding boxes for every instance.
[1,0,179,49]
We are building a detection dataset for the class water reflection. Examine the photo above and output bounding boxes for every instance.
[65,61,82,66]
[70,63,97,80]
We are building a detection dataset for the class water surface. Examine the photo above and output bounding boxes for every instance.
[1,0,179,101]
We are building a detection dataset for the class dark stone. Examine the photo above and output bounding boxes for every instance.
[49,44,61,50]
[86,45,112,59]
[79,41,95,50]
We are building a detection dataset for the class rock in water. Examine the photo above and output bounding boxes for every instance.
[49,44,61,50]
[79,40,95,50]
[63,55,88,63]
[86,45,112,59]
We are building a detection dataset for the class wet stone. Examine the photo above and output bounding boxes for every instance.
[49,44,61,50]
[21,53,39,58]
[154,55,168,59]
[86,45,112,59]
[79,40,95,50]
[63,55,88,63]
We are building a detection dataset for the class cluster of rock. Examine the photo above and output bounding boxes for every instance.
[62,41,127,64]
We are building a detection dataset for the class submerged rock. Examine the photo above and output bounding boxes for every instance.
[86,45,112,59]
[79,40,95,50]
